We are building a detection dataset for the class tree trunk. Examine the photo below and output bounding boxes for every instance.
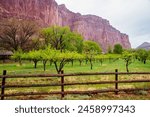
[79,60,82,66]
[100,59,103,66]
[54,61,61,74]
[57,69,61,74]
[33,60,38,69]
[144,60,146,64]
[43,60,47,71]
[90,59,93,70]
[126,61,129,72]
[19,59,22,66]
[50,60,53,66]
[71,60,74,66]
[109,58,111,63]
[86,59,88,64]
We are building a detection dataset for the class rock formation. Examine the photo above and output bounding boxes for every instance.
[0,0,131,51]
[136,42,150,50]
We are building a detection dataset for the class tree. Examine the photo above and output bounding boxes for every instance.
[113,44,123,54]
[136,49,148,64]
[65,32,83,53]
[12,47,84,73]
[95,54,121,66]
[122,51,134,72]
[107,45,112,54]
[11,49,23,65]
[83,40,102,69]
[0,19,38,52]
[40,49,84,73]
[40,47,56,71]
[95,54,107,66]
[24,50,41,68]
[107,54,121,63]
[148,50,150,60]
[52,51,84,74]
[40,26,83,53]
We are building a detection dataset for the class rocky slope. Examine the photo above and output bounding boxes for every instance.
[136,42,150,50]
[0,0,131,51]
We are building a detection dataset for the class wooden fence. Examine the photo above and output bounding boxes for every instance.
[0,69,150,100]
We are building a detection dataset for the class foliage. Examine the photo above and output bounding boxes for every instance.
[107,45,113,54]
[11,49,23,65]
[40,26,83,53]
[83,40,102,54]
[148,50,150,59]
[52,51,84,73]
[65,33,83,53]
[113,44,123,54]
[12,47,84,73]
[122,50,134,72]
[136,49,149,64]
[83,40,102,69]
[95,54,121,65]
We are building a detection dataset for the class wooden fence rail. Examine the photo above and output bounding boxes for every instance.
[0,69,150,100]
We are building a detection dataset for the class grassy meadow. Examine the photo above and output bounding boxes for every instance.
[0,59,150,100]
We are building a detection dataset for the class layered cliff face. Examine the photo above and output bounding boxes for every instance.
[0,0,131,51]
[0,0,59,26]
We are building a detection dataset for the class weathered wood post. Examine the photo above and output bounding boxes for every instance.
[1,70,7,100]
[115,69,118,95]
[61,70,64,99]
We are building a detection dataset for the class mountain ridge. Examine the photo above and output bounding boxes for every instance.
[136,42,150,50]
[0,0,131,51]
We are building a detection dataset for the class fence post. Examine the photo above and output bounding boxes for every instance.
[61,70,64,99]
[115,69,118,95]
[1,70,7,100]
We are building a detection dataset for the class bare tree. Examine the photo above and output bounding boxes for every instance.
[0,19,38,52]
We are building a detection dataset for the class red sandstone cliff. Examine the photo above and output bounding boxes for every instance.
[0,0,131,51]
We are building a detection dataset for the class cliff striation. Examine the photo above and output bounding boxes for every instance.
[0,0,131,51]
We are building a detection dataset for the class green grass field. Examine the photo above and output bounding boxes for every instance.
[0,59,150,100]
[0,59,150,74]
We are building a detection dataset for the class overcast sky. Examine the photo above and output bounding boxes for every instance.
[55,0,150,48]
